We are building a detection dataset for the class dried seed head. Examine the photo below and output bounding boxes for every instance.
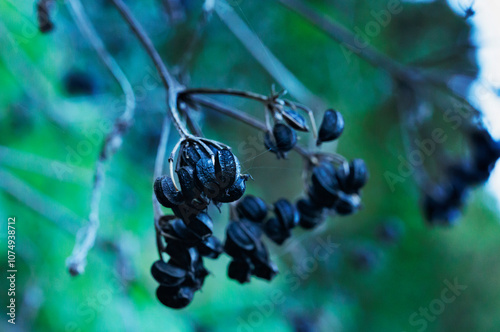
[344,159,368,193]
[177,167,201,202]
[263,217,291,245]
[197,236,223,259]
[186,212,213,239]
[167,218,202,246]
[274,199,299,230]
[154,175,184,207]
[156,285,194,309]
[252,260,278,281]
[215,175,249,203]
[151,260,187,287]
[236,195,268,223]
[224,221,256,257]
[317,109,344,145]
[228,258,252,284]
[333,192,361,216]
[214,149,241,189]
[282,109,309,132]
[273,123,297,152]
[166,245,199,271]
[296,198,324,229]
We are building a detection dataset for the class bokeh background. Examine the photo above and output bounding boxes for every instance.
[1,0,500,331]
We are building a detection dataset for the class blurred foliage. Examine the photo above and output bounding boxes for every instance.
[1,0,500,332]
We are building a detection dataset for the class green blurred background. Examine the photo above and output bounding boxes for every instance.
[2,0,500,331]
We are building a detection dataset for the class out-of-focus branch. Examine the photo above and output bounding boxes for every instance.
[65,0,136,276]
[276,0,481,118]
[177,0,216,76]
[215,0,327,109]
[188,95,311,160]
[110,0,189,137]
[160,0,186,24]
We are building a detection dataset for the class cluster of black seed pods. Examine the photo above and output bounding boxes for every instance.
[155,139,249,221]
[224,196,279,283]
[151,106,368,308]
[153,138,249,308]
[424,126,500,225]
[152,214,223,308]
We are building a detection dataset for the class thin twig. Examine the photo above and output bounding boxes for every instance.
[66,0,136,276]
[277,0,482,117]
[110,0,189,137]
[180,87,269,103]
[153,118,172,260]
[188,95,311,160]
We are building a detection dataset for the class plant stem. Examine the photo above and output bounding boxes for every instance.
[153,117,172,260]
[188,95,311,160]
[110,0,189,137]
[180,88,269,103]
[66,0,137,276]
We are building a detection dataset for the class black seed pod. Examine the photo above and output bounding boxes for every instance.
[167,218,202,246]
[154,176,184,207]
[236,195,268,223]
[224,221,256,257]
[215,175,249,203]
[273,123,297,152]
[156,285,194,309]
[37,0,54,33]
[195,157,219,195]
[282,109,309,132]
[214,149,240,189]
[177,167,201,201]
[344,159,368,193]
[63,71,97,96]
[470,127,500,169]
[151,260,187,287]
[197,236,223,259]
[317,109,344,145]
[181,144,204,168]
[274,199,299,230]
[171,201,208,222]
[228,258,252,284]
[334,192,361,216]
[423,184,462,225]
[448,162,486,186]
[296,198,324,229]
[252,260,278,281]
[263,217,291,245]
[248,242,278,280]
[166,245,199,271]
[185,212,213,239]
[308,163,340,208]
[264,131,282,158]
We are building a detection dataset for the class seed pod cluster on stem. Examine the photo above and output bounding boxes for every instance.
[151,88,369,309]
[423,126,500,225]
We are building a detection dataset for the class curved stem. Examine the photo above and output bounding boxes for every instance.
[180,88,269,103]
[187,95,312,160]
[153,118,172,260]
[110,0,189,137]
[65,0,137,276]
